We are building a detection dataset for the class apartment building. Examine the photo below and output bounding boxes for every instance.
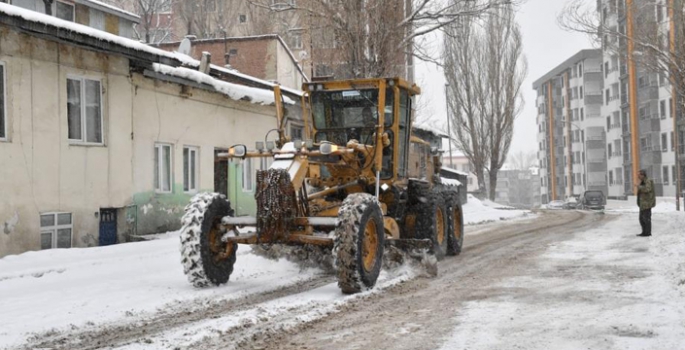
[600,0,679,199]
[534,50,606,204]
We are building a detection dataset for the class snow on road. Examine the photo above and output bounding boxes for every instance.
[439,208,685,350]
[0,197,529,348]
[5,196,684,350]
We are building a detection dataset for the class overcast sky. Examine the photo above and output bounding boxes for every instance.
[415,0,594,157]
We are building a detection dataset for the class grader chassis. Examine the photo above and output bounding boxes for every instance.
[179,78,464,294]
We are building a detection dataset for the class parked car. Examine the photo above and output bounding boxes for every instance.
[546,200,566,210]
[578,190,606,210]
[562,197,578,210]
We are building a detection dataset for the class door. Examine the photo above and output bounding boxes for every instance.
[214,148,228,197]
[99,209,117,246]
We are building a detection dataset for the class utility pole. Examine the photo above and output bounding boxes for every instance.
[445,83,454,168]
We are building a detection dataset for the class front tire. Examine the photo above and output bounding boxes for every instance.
[334,193,385,294]
[180,193,237,288]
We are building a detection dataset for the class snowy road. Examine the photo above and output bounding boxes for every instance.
[2,204,684,350]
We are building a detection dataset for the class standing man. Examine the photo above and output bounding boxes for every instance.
[636,169,656,237]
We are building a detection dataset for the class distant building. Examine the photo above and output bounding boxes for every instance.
[533,49,607,204]
[442,153,480,193]
[495,168,541,209]
[156,35,308,91]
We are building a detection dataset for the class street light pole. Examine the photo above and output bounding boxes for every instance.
[445,83,454,168]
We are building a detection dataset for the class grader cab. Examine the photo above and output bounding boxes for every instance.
[179,78,464,294]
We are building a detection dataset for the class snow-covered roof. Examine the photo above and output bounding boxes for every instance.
[0,3,302,104]
[441,177,463,187]
[412,122,448,138]
[152,63,294,105]
[441,167,470,177]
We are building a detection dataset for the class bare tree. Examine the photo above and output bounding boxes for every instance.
[246,0,523,79]
[443,9,489,194]
[509,150,537,170]
[484,6,527,200]
[136,0,173,43]
[560,0,684,207]
[444,4,527,200]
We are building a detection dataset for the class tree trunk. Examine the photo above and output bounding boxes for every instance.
[488,170,498,201]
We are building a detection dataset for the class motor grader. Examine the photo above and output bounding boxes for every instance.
[179,77,464,294]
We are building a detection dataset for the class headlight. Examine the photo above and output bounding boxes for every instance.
[320,142,338,155]
[229,145,247,157]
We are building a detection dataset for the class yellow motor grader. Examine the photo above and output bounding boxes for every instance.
[179,77,464,294]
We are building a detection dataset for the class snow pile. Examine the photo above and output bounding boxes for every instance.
[606,199,680,213]
[440,177,463,187]
[462,194,530,225]
[153,63,294,105]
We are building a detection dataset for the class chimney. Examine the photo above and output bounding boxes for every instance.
[199,51,211,74]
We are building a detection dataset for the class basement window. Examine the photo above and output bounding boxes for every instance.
[67,77,103,144]
[40,213,73,249]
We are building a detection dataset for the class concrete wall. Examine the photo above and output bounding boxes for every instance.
[128,74,275,233]
[0,24,279,257]
[157,38,305,90]
[0,26,133,255]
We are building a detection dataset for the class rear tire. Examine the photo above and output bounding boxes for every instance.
[180,193,237,288]
[446,200,464,256]
[334,193,385,294]
[415,193,449,259]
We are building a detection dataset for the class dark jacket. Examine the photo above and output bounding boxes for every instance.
[637,178,656,210]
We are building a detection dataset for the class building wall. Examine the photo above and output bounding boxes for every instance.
[0,24,279,257]
[157,38,305,90]
[7,0,136,38]
[0,26,133,255]
[128,74,275,233]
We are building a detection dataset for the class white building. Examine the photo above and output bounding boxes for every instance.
[0,3,302,257]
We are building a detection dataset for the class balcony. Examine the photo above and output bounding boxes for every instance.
[584,67,602,74]
[639,117,661,133]
[585,94,603,105]
[638,85,659,100]
[641,150,662,165]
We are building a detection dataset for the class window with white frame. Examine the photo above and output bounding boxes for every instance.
[242,158,254,191]
[663,166,669,185]
[154,143,173,193]
[0,62,5,140]
[56,1,75,21]
[40,212,73,249]
[183,146,199,193]
[67,77,103,144]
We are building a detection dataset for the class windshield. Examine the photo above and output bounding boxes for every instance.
[311,88,393,129]
[585,191,603,199]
